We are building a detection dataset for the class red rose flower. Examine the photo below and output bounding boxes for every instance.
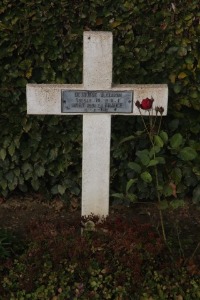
[140,97,154,110]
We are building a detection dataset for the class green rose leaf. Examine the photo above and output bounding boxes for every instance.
[127,193,137,203]
[140,154,150,166]
[154,135,164,148]
[126,178,137,193]
[179,147,197,161]
[147,159,159,167]
[140,171,152,183]
[149,146,161,158]
[170,200,185,209]
[136,150,150,166]
[170,133,183,149]
[159,131,168,143]
[158,200,169,210]
[119,135,135,145]
[156,157,166,164]
[162,185,173,197]
[111,193,124,199]
[171,167,182,184]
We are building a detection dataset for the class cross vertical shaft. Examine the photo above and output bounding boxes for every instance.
[81,32,113,216]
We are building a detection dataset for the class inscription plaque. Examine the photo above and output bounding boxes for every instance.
[61,90,133,113]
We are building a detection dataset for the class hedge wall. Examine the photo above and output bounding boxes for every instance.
[0,0,200,203]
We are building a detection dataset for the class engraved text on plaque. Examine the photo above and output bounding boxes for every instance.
[61,90,133,113]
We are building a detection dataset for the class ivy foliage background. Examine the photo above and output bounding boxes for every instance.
[0,0,200,202]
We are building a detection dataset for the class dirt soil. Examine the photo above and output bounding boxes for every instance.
[0,194,200,257]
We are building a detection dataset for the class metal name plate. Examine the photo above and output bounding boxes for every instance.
[61,90,133,113]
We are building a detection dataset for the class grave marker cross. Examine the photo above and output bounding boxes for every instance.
[27,31,168,217]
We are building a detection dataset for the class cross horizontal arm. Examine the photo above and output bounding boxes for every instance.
[27,84,168,116]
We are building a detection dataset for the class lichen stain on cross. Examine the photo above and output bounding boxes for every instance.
[27,31,168,217]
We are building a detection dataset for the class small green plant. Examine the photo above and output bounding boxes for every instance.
[0,228,25,260]
[0,215,165,298]
[1,214,199,299]
[113,97,199,242]
[139,268,200,300]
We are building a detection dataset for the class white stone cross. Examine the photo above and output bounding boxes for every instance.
[27,31,168,217]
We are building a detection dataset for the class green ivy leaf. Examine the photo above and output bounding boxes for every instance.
[179,147,197,161]
[193,166,200,176]
[51,185,58,195]
[49,148,58,160]
[193,184,200,203]
[23,119,32,133]
[35,165,45,177]
[178,72,187,79]
[31,178,40,191]
[58,184,66,195]
[5,171,14,183]
[21,147,31,160]
[173,84,182,94]
[14,168,20,177]
[140,171,152,183]
[22,162,32,174]
[0,149,6,160]
[0,178,7,190]
[71,186,80,196]
[8,143,15,156]
[128,162,141,173]
[8,177,18,190]
[190,90,198,99]
[167,46,178,54]
[178,47,187,57]
[110,20,122,28]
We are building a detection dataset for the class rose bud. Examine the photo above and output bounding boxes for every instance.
[135,100,141,108]
[155,106,164,115]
